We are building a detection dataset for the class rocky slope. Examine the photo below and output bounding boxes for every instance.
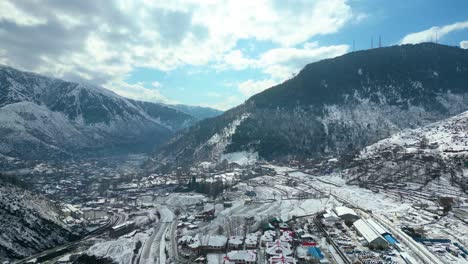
[152,43,468,169]
[0,65,201,160]
[0,178,76,261]
[345,111,467,193]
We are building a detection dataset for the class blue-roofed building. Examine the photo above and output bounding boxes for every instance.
[384,234,399,245]
[308,247,324,259]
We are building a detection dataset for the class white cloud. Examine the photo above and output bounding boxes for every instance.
[238,79,278,97]
[220,42,349,80]
[203,95,244,111]
[256,42,349,80]
[401,20,468,44]
[0,0,356,105]
[104,80,175,104]
[152,81,162,88]
[219,42,349,97]
[0,1,46,26]
[218,50,256,71]
[461,40,468,49]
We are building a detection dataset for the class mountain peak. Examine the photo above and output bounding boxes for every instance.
[152,43,468,169]
[0,65,210,160]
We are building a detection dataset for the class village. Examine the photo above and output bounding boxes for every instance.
[14,158,465,264]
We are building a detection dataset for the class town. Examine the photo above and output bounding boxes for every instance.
[9,156,467,264]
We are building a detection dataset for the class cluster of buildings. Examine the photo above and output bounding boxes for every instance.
[322,206,396,250]
[178,216,330,264]
[320,206,407,264]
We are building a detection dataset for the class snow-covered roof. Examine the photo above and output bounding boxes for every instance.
[245,233,258,245]
[269,254,297,264]
[228,236,244,245]
[366,218,388,235]
[323,210,340,220]
[334,206,358,217]
[280,232,293,242]
[200,235,228,247]
[225,250,257,262]
[266,240,293,256]
[353,219,386,244]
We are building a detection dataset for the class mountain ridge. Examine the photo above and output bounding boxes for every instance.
[152,43,468,169]
[0,177,76,261]
[345,110,467,193]
[0,65,212,160]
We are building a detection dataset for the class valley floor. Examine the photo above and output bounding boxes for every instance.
[19,164,467,264]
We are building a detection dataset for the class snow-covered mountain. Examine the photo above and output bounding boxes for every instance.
[151,43,468,169]
[0,178,75,261]
[0,65,202,160]
[346,111,467,192]
[169,104,223,120]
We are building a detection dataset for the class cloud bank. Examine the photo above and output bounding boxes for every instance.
[0,0,355,105]
[401,20,468,44]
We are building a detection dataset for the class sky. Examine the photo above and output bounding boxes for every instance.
[0,1,467,110]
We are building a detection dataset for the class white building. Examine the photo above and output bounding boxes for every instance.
[228,236,244,249]
[269,254,297,264]
[333,206,359,224]
[266,240,293,256]
[353,219,389,249]
[245,233,258,249]
[322,209,341,226]
[223,250,257,264]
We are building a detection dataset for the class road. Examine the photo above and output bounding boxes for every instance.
[15,214,121,264]
[139,206,174,264]
[115,212,128,226]
[287,171,445,264]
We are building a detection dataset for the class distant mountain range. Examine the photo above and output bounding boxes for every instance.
[151,43,468,169]
[170,104,222,120]
[0,65,221,160]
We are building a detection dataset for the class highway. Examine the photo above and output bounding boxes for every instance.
[15,213,125,264]
[138,206,174,264]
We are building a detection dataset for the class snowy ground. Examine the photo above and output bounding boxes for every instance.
[88,232,150,264]
[270,166,468,264]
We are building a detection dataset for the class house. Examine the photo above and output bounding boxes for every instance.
[333,206,359,224]
[322,210,341,227]
[353,219,389,249]
[228,236,244,249]
[245,233,258,249]
[223,250,257,264]
[261,230,276,246]
[269,254,296,264]
[279,231,293,243]
[365,218,400,245]
[266,240,293,257]
[307,247,325,261]
[194,235,228,252]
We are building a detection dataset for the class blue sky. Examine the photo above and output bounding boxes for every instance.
[0,0,467,110]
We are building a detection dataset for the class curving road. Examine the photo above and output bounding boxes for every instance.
[139,206,174,264]
[15,214,120,264]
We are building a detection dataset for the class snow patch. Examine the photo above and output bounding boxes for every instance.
[220,151,258,166]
